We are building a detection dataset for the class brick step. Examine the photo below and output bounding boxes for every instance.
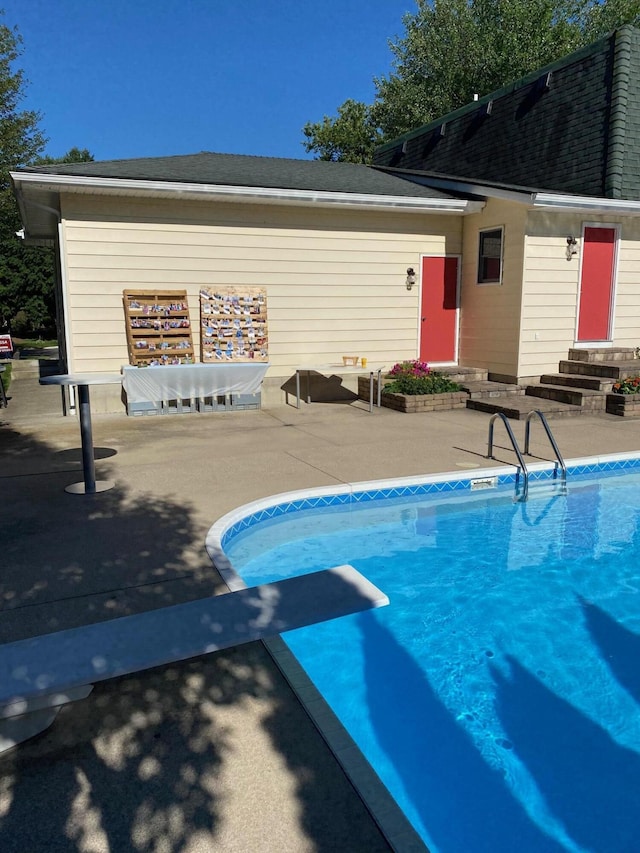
[567,347,638,363]
[460,380,523,400]
[466,396,583,420]
[558,359,640,379]
[540,373,614,392]
[525,383,607,410]
[439,366,488,382]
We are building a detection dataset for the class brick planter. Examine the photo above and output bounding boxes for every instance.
[606,392,640,417]
[358,375,467,413]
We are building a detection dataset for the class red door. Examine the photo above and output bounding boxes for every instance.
[419,256,459,363]
[577,227,616,341]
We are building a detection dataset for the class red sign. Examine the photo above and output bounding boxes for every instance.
[0,335,13,354]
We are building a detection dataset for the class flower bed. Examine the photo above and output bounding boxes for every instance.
[606,376,640,416]
[358,360,467,413]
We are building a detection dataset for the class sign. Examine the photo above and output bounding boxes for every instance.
[0,334,12,355]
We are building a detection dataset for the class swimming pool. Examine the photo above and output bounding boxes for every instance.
[207,453,640,853]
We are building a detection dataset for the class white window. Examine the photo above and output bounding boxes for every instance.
[478,227,503,284]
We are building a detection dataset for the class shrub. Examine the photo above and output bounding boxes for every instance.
[612,377,640,395]
[384,372,461,395]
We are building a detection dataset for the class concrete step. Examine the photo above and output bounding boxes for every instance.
[540,373,614,392]
[525,383,607,410]
[567,347,637,363]
[559,359,640,379]
[461,380,523,400]
[467,396,583,420]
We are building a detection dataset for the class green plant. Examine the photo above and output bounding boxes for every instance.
[384,372,461,395]
[612,377,640,395]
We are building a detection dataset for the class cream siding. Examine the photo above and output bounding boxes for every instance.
[459,199,526,378]
[59,194,462,382]
[521,211,640,377]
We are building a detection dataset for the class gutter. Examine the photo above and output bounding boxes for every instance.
[10,171,483,215]
[532,192,640,214]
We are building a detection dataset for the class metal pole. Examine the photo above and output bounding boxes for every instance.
[77,384,97,494]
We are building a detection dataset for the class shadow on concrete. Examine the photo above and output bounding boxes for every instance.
[281,371,358,405]
[0,423,389,851]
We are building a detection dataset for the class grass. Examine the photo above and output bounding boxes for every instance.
[13,337,57,350]
[1,362,11,392]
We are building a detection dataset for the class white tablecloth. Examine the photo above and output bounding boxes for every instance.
[122,363,269,403]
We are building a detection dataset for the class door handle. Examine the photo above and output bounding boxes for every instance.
[422,317,427,321]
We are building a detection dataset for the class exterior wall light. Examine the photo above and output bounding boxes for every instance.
[406,267,417,290]
[566,235,578,260]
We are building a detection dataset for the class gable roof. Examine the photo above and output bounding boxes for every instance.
[18,151,456,200]
[373,26,640,200]
[13,151,484,241]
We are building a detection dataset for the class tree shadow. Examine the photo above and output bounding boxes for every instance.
[0,422,386,850]
[579,596,640,705]
[492,655,640,853]
[360,616,564,852]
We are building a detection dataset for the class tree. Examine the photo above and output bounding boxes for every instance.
[302,99,382,163]
[0,146,94,336]
[303,0,640,163]
[0,15,94,335]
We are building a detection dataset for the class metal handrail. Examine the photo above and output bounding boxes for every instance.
[486,412,529,501]
[523,409,567,485]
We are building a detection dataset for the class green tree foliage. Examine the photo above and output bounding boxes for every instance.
[302,99,383,163]
[0,16,94,335]
[303,0,640,162]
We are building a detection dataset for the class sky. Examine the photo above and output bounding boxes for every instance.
[1,0,415,164]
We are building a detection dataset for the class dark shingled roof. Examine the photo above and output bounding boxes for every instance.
[373,26,640,200]
[19,151,457,201]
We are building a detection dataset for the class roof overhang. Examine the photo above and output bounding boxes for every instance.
[375,167,640,215]
[11,171,485,240]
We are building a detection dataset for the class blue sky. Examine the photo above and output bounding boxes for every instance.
[1,0,414,163]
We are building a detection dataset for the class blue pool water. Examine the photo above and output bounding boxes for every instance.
[224,466,640,852]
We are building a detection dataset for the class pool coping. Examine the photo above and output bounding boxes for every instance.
[204,450,640,852]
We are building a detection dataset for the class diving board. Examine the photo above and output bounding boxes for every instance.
[0,565,388,752]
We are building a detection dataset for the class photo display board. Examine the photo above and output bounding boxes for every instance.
[123,289,195,367]
[199,287,268,362]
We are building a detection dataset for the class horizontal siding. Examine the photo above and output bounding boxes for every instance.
[521,212,640,377]
[60,194,461,375]
[459,198,525,376]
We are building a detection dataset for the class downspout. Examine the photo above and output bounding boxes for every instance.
[605,26,632,199]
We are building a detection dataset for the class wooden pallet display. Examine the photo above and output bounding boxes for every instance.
[123,289,195,367]
[199,286,268,362]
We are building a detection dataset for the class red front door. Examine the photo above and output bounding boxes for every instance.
[419,256,459,363]
[577,227,617,342]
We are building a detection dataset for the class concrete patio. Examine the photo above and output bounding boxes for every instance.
[2,358,640,852]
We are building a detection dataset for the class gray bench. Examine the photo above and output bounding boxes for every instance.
[0,565,388,752]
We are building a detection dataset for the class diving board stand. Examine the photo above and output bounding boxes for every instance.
[0,565,388,753]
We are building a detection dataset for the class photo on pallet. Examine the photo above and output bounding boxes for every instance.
[123,289,195,367]
[199,286,268,362]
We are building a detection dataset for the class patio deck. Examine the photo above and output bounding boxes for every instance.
[2,360,640,852]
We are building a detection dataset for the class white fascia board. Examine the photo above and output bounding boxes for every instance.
[533,192,640,214]
[11,171,483,215]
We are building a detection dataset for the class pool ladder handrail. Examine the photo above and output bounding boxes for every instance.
[486,410,567,502]
[523,409,567,487]
[486,412,530,501]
